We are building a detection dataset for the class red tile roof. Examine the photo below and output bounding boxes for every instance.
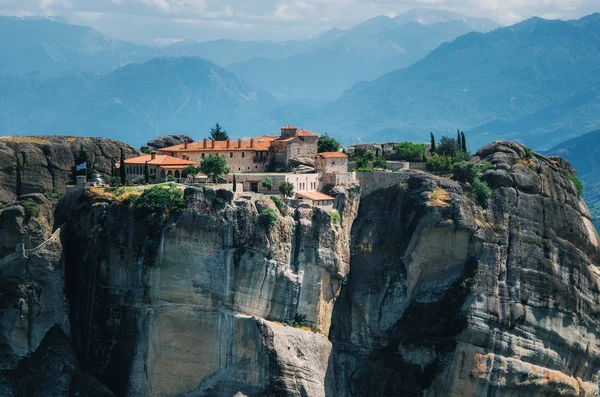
[317,152,347,159]
[160,137,275,152]
[117,154,195,167]
[297,191,335,201]
[297,129,317,137]
[282,124,297,129]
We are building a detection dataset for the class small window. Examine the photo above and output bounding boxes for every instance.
[230,152,233,158]
[332,161,336,165]
[238,167,240,171]
[202,153,205,159]
[298,148,300,154]
[242,152,245,158]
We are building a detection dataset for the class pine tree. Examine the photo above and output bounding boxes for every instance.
[210,122,229,141]
[461,131,467,153]
[119,148,126,185]
[144,161,150,184]
[430,132,436,154]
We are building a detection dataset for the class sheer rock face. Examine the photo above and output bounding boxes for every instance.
[0,136,139,204]
[55,185,360,396]
[327,141,600,396]
[141,135,194,153]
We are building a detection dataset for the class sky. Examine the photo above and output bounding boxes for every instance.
[0,0,599,45]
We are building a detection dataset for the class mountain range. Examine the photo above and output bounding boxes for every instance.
[303,13,600,149]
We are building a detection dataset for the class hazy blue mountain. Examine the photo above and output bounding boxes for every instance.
[544,130,600,230]
[0,57,277,146]
[228,9,499,100]
[302,14,600,147]
[0,16,156,74]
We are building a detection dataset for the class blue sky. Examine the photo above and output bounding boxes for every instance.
[0,0,599,44]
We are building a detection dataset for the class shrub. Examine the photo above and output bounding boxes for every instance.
[568,174,583,196]
[373,156,388,169]
[108,176,121,187]
[262,177,273,190]
[23,202,39,218]
[212,196,226,207]
[395,142,426,161]
[472,179,492,207]
[44,190,63,199]
[318,133,340,153]
[480,161,493,172]
[437,136,459,157]
[355,167,373,172]
[363,150,376,161]
[355,156,369,169]
[166,175,176,182]
[271,196,287,215]
[135,185,184,215]
[330,210,341,224]
[426,155,453,173]
[285,313,308,328]
[452,161,479,183]
[133,176,146,185]
[452,150,471,163]
[259,208,279,230]
[279,181,295,198]
[524,147,534,160]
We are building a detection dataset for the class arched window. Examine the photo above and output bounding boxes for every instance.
[174,170,180,178]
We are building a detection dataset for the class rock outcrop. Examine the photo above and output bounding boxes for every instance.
[0,136,139,204]
[53,184,359,396]
[141,135,194,153]
[327,141,600,396]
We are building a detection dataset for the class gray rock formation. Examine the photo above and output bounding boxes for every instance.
[327,141,600,396]
[141,135,194,153]
[0,136,139,204]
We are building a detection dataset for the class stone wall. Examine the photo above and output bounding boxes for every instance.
[178,150,271,173]
[316,157,348,174]
[348,161,409,171]
[319,172,357,190]
[356,171,412,197]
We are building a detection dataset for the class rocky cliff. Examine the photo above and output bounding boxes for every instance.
[0,141,599,396]
[328,142,600,396]
[0,136,140,205]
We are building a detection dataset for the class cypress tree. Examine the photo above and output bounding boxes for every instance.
[461,131,467,153]
[430,132,436,154]
[144,161,150,184]
[119,148,126,185]
[456,130,462,152]
[233,174,237,192]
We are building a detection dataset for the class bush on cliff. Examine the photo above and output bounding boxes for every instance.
[271,196,287,215]
[472,179,492,207]
[23,202,40,218]
[395,142,426,161]
[135,185,184,215]
[568,174,583,196]
[259,208,279,230]
[426,155,453,173]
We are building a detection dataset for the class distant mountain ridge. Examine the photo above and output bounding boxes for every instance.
[301,13,600,147]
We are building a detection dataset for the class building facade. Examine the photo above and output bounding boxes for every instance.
[159,125,318,173]
[226,173,319,194]
[117,152,196,183]
[315,152,349,174]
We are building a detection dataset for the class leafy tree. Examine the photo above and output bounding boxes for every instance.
[364,150,376,161]
[144,161,150,184]
[182,165,200,182]
[279,181,295,198]
[136,185,184,215]
[395,142,426,161]
[437,136,459,157]
[120,148,126,185]
[426,155,453,173]
[461,131,467,153]
[73,146,92,182]
[355,156,369,169]
[108,176,121,187]
[210,122,228,141]
[430,132,436,154]
[200,154,230,183]
[167,175,176,182]
[318,133,340,153]
[373,156,388,169]
[262,177,273,189]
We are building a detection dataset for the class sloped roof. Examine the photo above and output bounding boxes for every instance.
[161,137,275,152]
[317,152,347,159]
[296,191,335,201]
[118,154,195,167]
[297,129,317,137]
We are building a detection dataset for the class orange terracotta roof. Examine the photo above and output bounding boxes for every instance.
[117,154,195,167]
[282,124,297,129]
[297,191,335,201]
[317,152,347,159]
[160,137,274,152]
[297,129,317,137]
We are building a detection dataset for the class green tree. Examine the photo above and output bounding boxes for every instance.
[261,177,273,189]
[136,185,184,215]
[233,174,237,192]
[73,146,92,182]
[120,148,126,185]
[437,136,459,157]
[461,131,467,153]
[364,150,376,161]
[210,122,229,141]
[426,155,453,173]
[373,156,388,169]
[318,133,340,153]
[144,161,150,184]
[355,156,369,169]
[457,130,462,151]
[200,154,230,183]
[430,132,436,154]
[279,181,295,198]
[395,142,426,161]
[182,165,200,182]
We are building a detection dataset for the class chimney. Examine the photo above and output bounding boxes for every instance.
[183,138,188,149]
[151,151,156,160]
[250,138,254,148]
[238,138,242,148]
[211,139,215,148]
[226,138,230,148]
[203,138,207,149]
